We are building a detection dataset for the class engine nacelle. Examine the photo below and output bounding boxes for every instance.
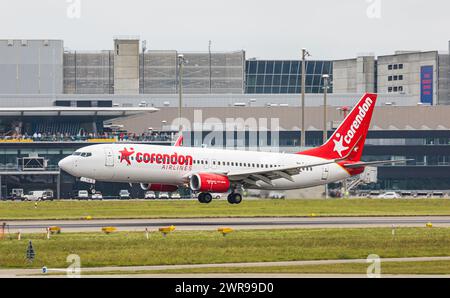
[189,173,230,193]
[140,183,178,192]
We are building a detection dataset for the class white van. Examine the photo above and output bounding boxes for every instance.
[24,190,53,201]
[77,190,89,200]
[377,192,401,199]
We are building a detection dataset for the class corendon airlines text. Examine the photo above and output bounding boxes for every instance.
[134,151,193,171]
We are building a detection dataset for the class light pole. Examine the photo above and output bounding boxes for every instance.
[177,54,187,131]
[208,40,212,94]
[142,40,147,94]
[322,74,330,199]
[300,48,311,148]
[322,74,330,144]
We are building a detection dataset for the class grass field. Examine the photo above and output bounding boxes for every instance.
[81,261,450,275]
[1,228,450,269]
[2,199,450,220]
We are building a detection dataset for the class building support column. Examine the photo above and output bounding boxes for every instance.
[57,171,61,199]
[92,118,98,135]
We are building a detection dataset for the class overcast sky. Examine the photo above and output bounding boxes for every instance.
[0,0,448,59]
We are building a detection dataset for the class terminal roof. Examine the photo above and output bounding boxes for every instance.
[0,107,159,117]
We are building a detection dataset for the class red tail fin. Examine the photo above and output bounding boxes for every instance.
[299,93,377,161]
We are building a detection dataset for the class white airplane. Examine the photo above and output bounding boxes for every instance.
[59,93,406,204]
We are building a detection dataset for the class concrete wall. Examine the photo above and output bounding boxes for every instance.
[184,51,244,94]
[108,104,450,134]
[0,40,63,94]
[64,51,114,94]
[438,53,450,105]
[114,39,139,94]
[0,93,418,108]
[140,50,245,94]
[377,51,439,104]
[333,58,357,93]
[356,56,376,93]
[333,56,375,94]
[140,50,177,94]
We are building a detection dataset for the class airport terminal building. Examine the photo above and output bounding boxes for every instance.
[0,37,450,198]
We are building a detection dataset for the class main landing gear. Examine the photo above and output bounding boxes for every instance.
[197,192,243,205]
[198,192,213,204]
[227,192,242,205]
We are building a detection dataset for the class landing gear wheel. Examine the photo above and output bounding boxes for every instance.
[198,193,213,204]
[198,193,205,203]
[227,194,233,204]
[203,193,213,204]
[227,193,243,205]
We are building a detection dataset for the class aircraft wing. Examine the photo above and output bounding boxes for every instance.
[342,159,413,169]
[225,159,340,187]
[183,159,340,187]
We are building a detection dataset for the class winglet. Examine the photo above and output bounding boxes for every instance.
[174,134,183,147]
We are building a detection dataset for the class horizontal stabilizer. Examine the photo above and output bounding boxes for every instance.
[343,159,413,169]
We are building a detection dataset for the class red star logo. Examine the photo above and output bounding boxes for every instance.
[119,148,135,165]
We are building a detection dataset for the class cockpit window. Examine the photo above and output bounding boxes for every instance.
[73,152,92,157]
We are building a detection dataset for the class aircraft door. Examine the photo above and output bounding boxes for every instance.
[105,148,114,167]
[321,166,329,181]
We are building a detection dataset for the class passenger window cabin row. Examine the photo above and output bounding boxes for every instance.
[193,159,282,169]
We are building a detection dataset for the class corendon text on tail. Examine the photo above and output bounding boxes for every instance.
[59,93,409,205]
[343,96,373,145]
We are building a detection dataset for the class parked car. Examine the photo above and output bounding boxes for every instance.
[77,190,89,200]
[171,192,181,199]
[145,191,156,199]
[268,191,286,199]
[24,190,53,202]
[159,192,170,199]
[91,192,103,200]
[119,189,131,200]
[377,192,401,199]
[367,191,381,198]
[211,193,223,200]
[41,190,54,201]
[11,189,25,201]
[432,192,444,198]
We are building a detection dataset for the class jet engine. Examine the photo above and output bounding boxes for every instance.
[189,173,230,193]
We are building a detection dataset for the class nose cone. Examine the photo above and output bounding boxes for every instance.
[58,157,73,173]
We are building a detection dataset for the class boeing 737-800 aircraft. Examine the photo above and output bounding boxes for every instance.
[59,93,405,204]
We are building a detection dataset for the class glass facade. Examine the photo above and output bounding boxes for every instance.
[245,60,333,94]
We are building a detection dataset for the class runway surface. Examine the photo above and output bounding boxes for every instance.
[3,216,450,233]
[2,256,450,278]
